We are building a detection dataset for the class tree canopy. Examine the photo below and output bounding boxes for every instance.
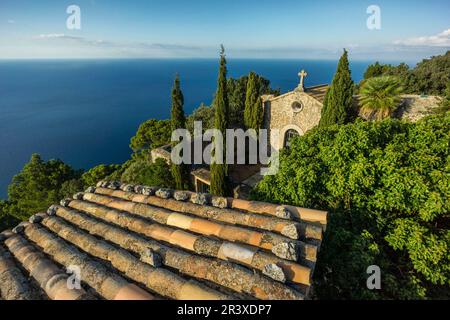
[7,154,82,221]
[81,164,121,187]
[362,51,450,96]
[319,49,355,127]
[121,156,174,188]
[130,118,172,152]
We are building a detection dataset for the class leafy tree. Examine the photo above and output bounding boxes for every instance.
[252,114,450,299]
[409,51,450,95]
[319,49,355,127]
[186,103,215,133]
[435,80,450,114]
[361,51,450,96]
[363,61,385,79]
[445,81,450,105]
[7,154,81,221]
[210,46,229,196]
[359,76,404,121]
[227,77,247,127]
[121,156,174,188]
[81,164,121,187]
[230,73,278,129]
[130,119,172,152]
[170,74,191,190]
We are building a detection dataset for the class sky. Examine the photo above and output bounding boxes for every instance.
[0,0,449,61]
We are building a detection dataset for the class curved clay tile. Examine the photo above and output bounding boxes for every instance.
[39,215,231,300]
[4,234,93,300]
[22,223,155,300]
[0,243,40,300]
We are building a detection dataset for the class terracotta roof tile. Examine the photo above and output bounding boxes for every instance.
[305,84,329,104]
[0,181,327,300]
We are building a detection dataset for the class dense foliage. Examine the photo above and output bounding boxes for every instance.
[362,51,450,96]
[359,76,404,121]
[130,118,172,152]
[120,155,174,188]
[210,46,230,196]
[186,103,215,133]
[228,72,277,128]
[319,49,355,127]
[243,72,264,131]
[170,74,191,190]
[252,114,450,299]
[439,81,450,113]
[81,164,121,187]
[6,154,82,221]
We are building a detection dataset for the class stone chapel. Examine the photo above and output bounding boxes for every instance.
[262,70,328,151]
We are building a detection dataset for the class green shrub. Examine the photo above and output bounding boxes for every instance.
[252,113,450,299]
[121,156,174,188]
[81,164,121,187]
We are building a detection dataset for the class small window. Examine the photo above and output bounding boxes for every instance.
[291,101,304,113]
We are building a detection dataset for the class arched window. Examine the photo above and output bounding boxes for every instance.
[284,129,300,148]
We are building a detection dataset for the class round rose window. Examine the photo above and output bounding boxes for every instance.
[291,101,304,113]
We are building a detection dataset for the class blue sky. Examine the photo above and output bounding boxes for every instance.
[0,0,449,61]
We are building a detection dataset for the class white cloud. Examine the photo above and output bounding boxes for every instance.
[35,34,67,39]
[394,29,450,47]
[7,20,15,24]
[32,34,203,53]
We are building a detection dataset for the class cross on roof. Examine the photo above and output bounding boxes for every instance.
[298,70,308,91]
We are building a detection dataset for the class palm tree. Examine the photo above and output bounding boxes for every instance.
[359,76,403,121]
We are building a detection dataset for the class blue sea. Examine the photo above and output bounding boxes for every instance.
[0,58,393,198]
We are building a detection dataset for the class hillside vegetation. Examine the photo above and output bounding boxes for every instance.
[252,113,450,299]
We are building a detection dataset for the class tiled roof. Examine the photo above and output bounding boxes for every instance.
[262,84,329,104]
[0,181,327,300]
[304,84,329,103]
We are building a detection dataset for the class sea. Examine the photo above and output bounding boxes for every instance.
[0,58,405,198]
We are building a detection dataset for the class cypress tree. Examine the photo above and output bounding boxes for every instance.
[253,96,264,132]
[210,45,229,196]
[170,74,190,190]
[319,49,355,127]
[244,72,259,129]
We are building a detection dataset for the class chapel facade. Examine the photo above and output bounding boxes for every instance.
[262,70,328,151]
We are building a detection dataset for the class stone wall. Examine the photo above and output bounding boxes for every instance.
[264,91,323,151]
[151,145,172,165]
